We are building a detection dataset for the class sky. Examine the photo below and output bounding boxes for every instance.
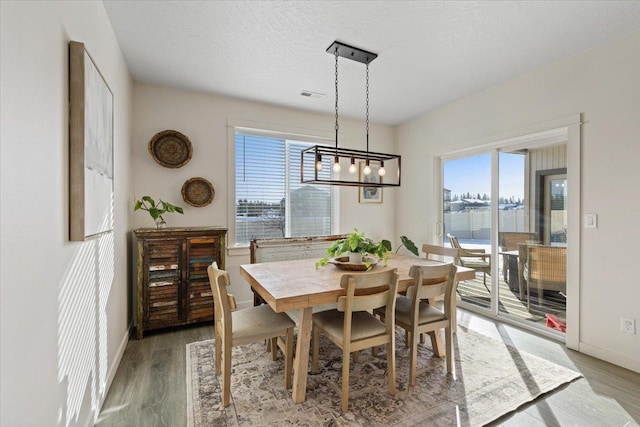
[444,152,525,201]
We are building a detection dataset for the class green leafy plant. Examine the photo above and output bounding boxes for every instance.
[134,196,184,222]
[315,228,392,270]
[397,235,419,256]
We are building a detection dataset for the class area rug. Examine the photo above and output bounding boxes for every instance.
[186,327,580,426]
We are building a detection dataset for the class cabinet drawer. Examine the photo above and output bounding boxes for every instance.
[148,240,181,258]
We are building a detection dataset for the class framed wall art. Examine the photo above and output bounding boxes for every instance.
[69,41,114,241]
[358,161,383,204]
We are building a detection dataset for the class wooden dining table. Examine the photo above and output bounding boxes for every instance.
[240,253,475,404]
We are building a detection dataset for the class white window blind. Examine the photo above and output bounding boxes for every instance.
[235,133,334,245]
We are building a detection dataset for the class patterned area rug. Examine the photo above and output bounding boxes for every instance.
[187,327,580,426]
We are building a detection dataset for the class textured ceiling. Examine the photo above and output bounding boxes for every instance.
[103,1,640,125]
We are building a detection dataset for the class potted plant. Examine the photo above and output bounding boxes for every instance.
[316,228,392,270]
[134,196,184,228]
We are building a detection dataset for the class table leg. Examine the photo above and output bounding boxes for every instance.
[292,307,312,404]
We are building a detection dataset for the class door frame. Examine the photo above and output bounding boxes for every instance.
[434,114,581,349]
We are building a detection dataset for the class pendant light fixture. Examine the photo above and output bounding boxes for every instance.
[301,41,401,187]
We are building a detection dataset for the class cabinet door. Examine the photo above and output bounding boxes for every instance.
[144,239,182,329]
[186,236,220,322]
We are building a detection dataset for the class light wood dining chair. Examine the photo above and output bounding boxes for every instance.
[311,268,399,412]
[420,244,460,334]
[376,263,457,386]
[207,263,295,407]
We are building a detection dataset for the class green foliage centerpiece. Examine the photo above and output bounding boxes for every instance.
[316,228,392,270]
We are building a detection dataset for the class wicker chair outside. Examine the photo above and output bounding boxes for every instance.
[523,245,567,310]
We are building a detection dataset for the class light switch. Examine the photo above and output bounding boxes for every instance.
[584,213,597,229]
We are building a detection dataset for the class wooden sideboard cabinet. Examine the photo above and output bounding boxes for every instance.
[134,227,227,339]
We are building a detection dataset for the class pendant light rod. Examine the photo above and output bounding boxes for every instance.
[301,40,399,187]
[334,46,339,150]
[365,61,370,156]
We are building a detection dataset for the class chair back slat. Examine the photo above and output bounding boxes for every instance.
[422,244,459,264]
[338,289,390,312]
[409,263,456,301]
[337,269,399,313]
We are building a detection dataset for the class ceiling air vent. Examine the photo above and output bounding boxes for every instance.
[300,90,324,99]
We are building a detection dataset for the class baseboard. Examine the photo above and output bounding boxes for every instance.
[579,342,640,373]
[105,326,130,395]
[89,324,131,426]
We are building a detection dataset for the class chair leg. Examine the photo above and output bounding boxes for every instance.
[372,345,379,357]
[214,328,222,375]
[284,328,293,389]
[429,330,445,358]
[271,337,277,361]
[409,329,418,386]
[388,336,396,396]
[311,325,320,374]
[372,312,381,356]
[445,326,454,376]
[221,342,232,407]
[502,258,508,283]
[352,350,359,363]
[341,347,350,412]
[537,286,543,307]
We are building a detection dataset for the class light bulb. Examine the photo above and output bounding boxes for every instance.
[363,164,371,175]
[378,161,386,176]
[348,158,357,174]
[332,156,341,172]
[315,156,322,171]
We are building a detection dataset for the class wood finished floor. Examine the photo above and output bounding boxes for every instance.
[96,311,640,427]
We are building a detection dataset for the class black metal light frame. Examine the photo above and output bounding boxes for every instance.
[301,145,401,187]
[301,40,401,188]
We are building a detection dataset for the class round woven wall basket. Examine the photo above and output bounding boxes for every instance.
[148,129,193,168]
[181,177,215,207]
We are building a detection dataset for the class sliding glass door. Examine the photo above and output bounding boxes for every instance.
[443,154,492,312]
[442,142,568,335]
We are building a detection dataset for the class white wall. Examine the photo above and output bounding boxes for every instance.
[132,83,397,308]
[0,2,132,426]
[396,31,640,372]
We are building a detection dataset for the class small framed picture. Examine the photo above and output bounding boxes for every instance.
[359,161,383,204]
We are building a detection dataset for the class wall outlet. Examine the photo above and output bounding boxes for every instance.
[620,317,636,334]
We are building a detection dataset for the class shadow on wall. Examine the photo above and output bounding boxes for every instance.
[57,231,114,426]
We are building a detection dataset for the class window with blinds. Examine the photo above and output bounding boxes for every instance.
[235,133,335,245]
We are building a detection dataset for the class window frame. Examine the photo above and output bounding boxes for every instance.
[227,119,339,256]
